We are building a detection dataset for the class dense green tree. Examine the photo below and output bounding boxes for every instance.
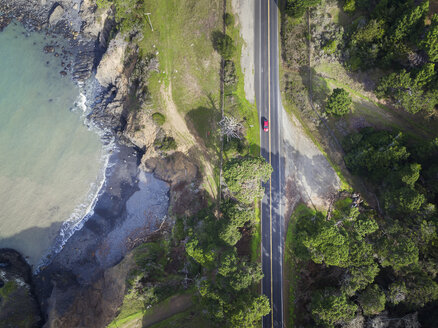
[343,0,356,13]
[296,212,349,267]
[348,240,375,267]
[352,19,385,45]
[344,130,410,180]
[414,64,436,87]
[383,186,426,214]
[198,271,268,327]
[229,295,270,328]
[310,288,357,327]
[402,270,438,307]
[198,280,226,320]
[376,228,419,270]
[400,163,422,188]
[228,262,263,291]
[185,235,216,266]
[358,284,386,316]
[387,1,428,47]
[420,14,438,62]
[376,69,438,113]
[219,201,255,246]
[342,263,380,296]
[223,156,272,204]
[352,215,379,239]
[325,88,353,116]
[217,249,238,277]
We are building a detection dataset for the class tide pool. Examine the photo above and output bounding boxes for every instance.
[0,23,104,266]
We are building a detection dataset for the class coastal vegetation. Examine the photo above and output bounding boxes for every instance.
[99,0,267,327]
[324,88,352,116]
[281,0,438,326]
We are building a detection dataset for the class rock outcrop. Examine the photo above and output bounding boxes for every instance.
[96,34,128,88]
[0,249,42,328]
[0,1,206,327]
[48,3,64,26]
[43,253,135,328]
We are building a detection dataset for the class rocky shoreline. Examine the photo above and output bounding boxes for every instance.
[0,1,207,326]
[0,1,159,327]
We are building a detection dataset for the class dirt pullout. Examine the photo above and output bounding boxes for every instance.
[231,0,256,104]
[142,294,193,327]
[281,106,341,211]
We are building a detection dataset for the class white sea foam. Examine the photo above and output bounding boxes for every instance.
[75,92,87,113]
[34,82,117,272]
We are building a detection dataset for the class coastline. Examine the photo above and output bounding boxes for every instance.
[0,1,172,325]
[34,144,169,311]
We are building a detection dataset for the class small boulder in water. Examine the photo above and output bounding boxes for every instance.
[43,45,55,53]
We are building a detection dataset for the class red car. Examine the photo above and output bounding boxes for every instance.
[263,118,269,132]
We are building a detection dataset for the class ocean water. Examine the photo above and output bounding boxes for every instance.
[0,23,105,266]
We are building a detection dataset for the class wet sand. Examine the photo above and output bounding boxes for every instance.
[34,144,170,309]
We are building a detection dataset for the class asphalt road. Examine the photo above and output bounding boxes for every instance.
[254,0,284,327]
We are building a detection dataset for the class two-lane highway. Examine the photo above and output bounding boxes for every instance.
[255,0,284,327]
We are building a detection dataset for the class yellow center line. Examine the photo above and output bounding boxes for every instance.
[267,0,274,327]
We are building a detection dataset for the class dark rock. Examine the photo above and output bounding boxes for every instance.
[43,45,54,53]
[0,249,42,327]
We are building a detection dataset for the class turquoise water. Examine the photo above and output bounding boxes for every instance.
[0,23,104,266]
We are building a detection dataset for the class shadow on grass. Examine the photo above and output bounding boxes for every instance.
[185,106,221,152]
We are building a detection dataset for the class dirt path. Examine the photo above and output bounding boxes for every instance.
[160,83,217,197]
[142,294,193,327]
[160,83,196,150]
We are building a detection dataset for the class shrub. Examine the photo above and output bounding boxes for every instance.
[286,0,321,19]
[325,88,352,116]
[152,112,166,126]
[154,136,177,151]
[343,0,355,13]
[224,137,244,154]
[322,40,338,54]
[97,0,146,33]
[212,31,235,60]
[224,13,235,27]
[224,60,237,86]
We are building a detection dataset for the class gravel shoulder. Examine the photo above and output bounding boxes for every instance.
[231,0,340,213]
[231,0,256,104]
[281,106,340,212]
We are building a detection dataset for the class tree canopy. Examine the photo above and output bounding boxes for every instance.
[223,156,272,204]
[325,88,352,116]
[310,288,357,327]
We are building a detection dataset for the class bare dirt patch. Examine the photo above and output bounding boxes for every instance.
[142,294,193,327]
[281,107,341,210]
